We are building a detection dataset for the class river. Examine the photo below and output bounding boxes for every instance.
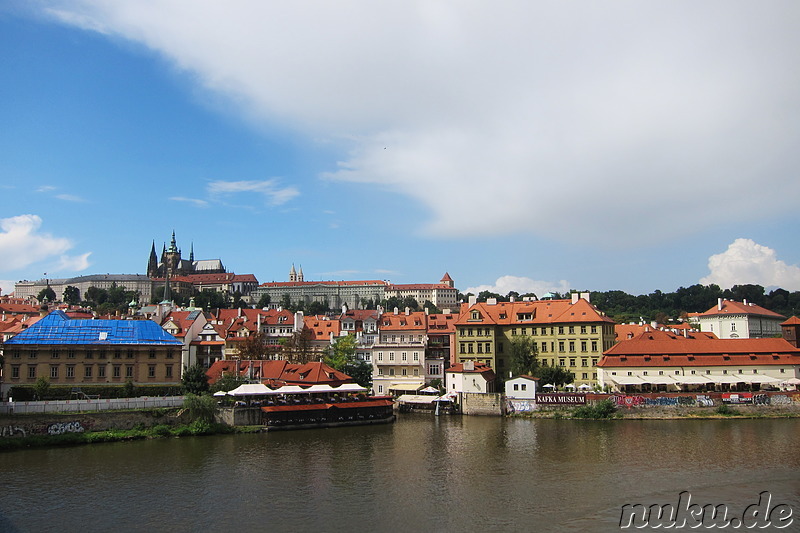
[1,415,798,532]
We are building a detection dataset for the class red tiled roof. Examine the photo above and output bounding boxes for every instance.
[455,298,614,326]
[259,280,387,288]
[385,283,454,291]
[782,316,800,326]
[699,299,785,319]
[206,360,352,386]
[379,311,427,331]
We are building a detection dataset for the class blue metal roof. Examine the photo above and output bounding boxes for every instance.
[5,310,182,346]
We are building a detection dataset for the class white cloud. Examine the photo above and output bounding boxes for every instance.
[0,215,73,271]
[53,252,93,272]
[466,275,571,298]
[54,193,87,202]
[0,280,15,296]
[170,196,209,208]
[207,180,299,206]
[700,239,800,291]
[42,1,800,243]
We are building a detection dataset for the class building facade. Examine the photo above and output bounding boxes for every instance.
[453,293,616,387]
[697,299,786,339]
[1,310,182,397]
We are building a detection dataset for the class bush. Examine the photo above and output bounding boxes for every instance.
[9,384,180,401]
[572,399,617,419]
[715,404,738,416]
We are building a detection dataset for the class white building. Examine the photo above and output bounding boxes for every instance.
[698,299,786,339]
[446,361,496,394]
[505,375,539,400]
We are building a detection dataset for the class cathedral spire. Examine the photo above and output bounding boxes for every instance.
[189,242,194,262]
[147,241,158,277]
[168,230,178,253]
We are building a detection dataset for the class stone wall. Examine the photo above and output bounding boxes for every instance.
[0,409,188,438]
[461,392,504,416]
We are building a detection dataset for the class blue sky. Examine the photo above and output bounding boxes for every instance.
[2,1,800,299]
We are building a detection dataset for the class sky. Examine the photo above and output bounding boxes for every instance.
[2,1,800,300]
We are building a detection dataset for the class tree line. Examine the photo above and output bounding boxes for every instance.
[463,284,800,324]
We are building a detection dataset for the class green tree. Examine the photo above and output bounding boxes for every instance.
[33,376,50,401]
[181,363,210,395]
[183,393,218,423]
[283,327,316,364]
[256,293,271,309]
[535,366,575,387]
[210,373,249,393]
[37,286,56,302]
[63,285,80,305]
[324,335,358,371]
[344,360,373,390]
[123,379,135,398]
[280,294,292,310]
[509,336,539,377]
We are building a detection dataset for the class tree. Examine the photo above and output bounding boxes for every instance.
[423,300,441,314]
[535,366,575,387]
[509,336,539,377]
[280,294,292,310]
[34,376,50,401]
[283,327,316,364]
[183,393,218,423]
[63,285,80,305]
[210,373,249,393]
[324,335,372,389]
[256,293,271,309]
[37,286,56,302]
[324,335,358,371]
[182,363,210,395]
[236,331,270,360]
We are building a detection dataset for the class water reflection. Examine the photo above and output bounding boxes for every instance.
[0,416,798,532]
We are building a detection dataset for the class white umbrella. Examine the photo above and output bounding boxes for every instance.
[213,390,227,397]
[420,386,439,394]
[543,383,556,388]
[564,383,576,389]
[578,384,592,390]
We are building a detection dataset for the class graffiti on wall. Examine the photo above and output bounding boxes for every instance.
[0,425,26,437]
[47,421,85,435]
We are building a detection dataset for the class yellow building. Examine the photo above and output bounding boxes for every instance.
[453,293,616,387]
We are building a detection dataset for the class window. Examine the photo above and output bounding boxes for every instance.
[731,323,736,332]
[378,368,384,375]
[28,365,36,379]
[581,341,587,352]
[413,352,419,361]
[149,349,156,359]
[558,326,564,334]
[148,365,156,378]
[591,341,598,352]
[413,368,419,376]
[582,373,588,380]
[85,351,93,359]
[126,366,134,378]
[569,341,575,352]
[52,350,60,359]
[581,359,588,367]
[389,352,395,361]
[11,365,20,379]
[68,350,75,359]
[429,364,440,375]
[50,365,59,378]
[580,326,587,334]
[114,350,121,359]
[513,384,519,391]
[521,384,527,391]
[98,366,106,378]
[84,365,93,378]
[402,352,407,361]
[559,341,565,352]
[113,365,121,378]
[468,344,474,353]
[401,368,407,376]
[29,350,37,359]
[389,368,395,376]
[98,349,107,360]
[166,365,173,378]
[511,328,516,336]
[591,325,597,334]
[569,358,576,367]
[167,350,174,359]
[477,344,483,354]
[378,352,383,361]
[378,385,384,394]
[568,326,575,334]
[559,358,565,367]
[127,350,134,359]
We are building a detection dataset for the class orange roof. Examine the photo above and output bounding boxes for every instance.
[455,298,615,326]
[782,316,800,326]
[379,311,427,331]
[385,283,454,291]
[206,360,353,386]
[427,312,458,333]
[700,299,785,319]
[447,361,496,381]
[259,280,387,288]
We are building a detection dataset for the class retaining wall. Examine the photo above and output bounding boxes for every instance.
[461,392,504,416]
[0,408,189,438]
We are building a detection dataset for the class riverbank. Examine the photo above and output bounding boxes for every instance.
[512,403,800,420]
[0,419,261,452]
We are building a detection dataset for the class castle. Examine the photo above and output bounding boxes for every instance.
[147,232,226,278]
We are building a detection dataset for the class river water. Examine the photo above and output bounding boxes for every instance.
[1,415,798,532]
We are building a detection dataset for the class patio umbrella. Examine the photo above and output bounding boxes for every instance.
[213,390,228,397]
[543,383,556,389]
[578,384,592,390]
[564,384,576,389]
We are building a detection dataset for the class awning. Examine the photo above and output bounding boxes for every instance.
[640,375,679,385]
[331,383,368,393]
[742,374,783,384]
[673,374,715,384]
[389,382,424,392]
[397,394,437,405]
[227,383,274,396]
[610,375,646,385]
[705,374,746,384]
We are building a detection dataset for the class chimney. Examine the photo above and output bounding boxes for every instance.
[464,361,474,371]
[487,298,497,305]
[580,292,590,303]
[468,295,477,306]
[394,307,399,315]
[509,296,515,303]
[743,299,748,306]
[718,298,723,311]
[405,307,410,315]
[571,293,579,304]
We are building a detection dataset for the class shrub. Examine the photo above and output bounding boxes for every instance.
[715,404,738,416]
[572,399,617,419]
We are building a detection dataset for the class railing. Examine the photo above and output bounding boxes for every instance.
[0,396,185,415]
